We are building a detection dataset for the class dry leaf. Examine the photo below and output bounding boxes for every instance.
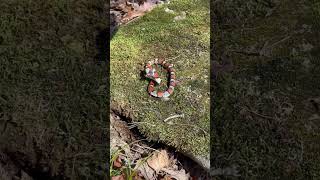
[147,150,170,173]
[113,156,122,168]
[112,174,125,180]
[137,163,156,180]
[162,168,190,180]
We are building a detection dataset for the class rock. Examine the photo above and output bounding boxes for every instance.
[183,152,210,172]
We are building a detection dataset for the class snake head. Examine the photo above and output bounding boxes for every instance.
[145,68,161,84]
[145,74,161,84]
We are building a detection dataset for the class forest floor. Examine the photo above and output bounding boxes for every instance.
[0,0,108,179]
[212,0,320,179]
[110,112,210,179]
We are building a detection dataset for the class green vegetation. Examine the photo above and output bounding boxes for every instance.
[0,0,108,179]
[111,0,210,157]
[212,0,320,178]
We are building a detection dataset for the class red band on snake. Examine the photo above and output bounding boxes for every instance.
[145,58,176,98]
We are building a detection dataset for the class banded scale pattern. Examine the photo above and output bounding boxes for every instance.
[145,58,176,98]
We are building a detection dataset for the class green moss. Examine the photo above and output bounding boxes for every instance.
[0,0,107,179]
[213,0,320,178]
[111,0,210,156]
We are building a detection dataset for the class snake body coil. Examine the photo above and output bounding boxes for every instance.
[145,58,176,98]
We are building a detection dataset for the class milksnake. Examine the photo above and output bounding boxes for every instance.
[145,58,176,98]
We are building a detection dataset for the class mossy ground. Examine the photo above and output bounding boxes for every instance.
[0,0,108,179]
[111,0,210,156]
[213,0,320,178]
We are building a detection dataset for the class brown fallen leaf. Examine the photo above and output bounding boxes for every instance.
[113,156,122,168]
[147,150,170,173]
[162,168,190,180]
[112,174,125,180]
[136,162,156,180]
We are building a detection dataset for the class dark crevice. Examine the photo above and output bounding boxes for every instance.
[110,108,210,177]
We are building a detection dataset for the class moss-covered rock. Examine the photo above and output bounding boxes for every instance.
[110,0,210,166]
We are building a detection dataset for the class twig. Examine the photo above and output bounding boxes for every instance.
[231,34,293,57]
[231,50,261,57]
[163,113,185,122]
[130,147,144,154]
[267,35,292,49]
[245,108,276,120]
[128,139,149,146]
[127,125,137,129]
[133,144,160,153]
[72,151,95,158]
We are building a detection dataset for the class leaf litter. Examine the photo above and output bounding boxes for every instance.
[110,113,209,179]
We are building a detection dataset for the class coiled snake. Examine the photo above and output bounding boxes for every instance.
[145,58,176,98]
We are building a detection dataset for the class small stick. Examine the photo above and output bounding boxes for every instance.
[163,113,184,122]
[246,108,275,120]
[128,139,149,146]
[129,147,144,154]
[133,144,160,153]
[267,35,292,49]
